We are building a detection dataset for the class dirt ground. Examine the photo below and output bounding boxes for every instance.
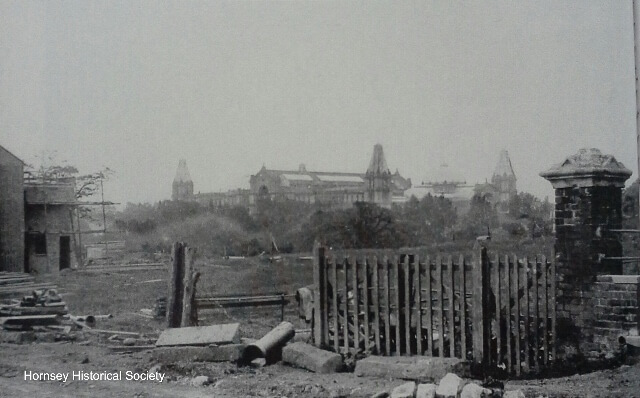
[1,258,640,398]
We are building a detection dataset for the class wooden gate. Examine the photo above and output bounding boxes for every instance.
[312,244,556,376]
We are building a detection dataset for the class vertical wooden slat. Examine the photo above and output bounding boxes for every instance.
[351,255,359,352]
[541,255,549,367]
[425,255,433,356]
[513,254,521,376]
[332,257,339,352]
[363,256,370,353]
[312,242,326,347]
[415,255,423,355]
[403,255,411,355]
[393,256,401,356]
[532,256,540,372]
[372,256,381,354]
[505,254,512,374]
[460,254,467,360]
[342,256,350,353]
[472,247,490,368]
[322,253,330,346]
[383,256,391,356]
[448,255,455,358]
[437,255,445,357]
[522,257,530,373]
[494,253,501,367]
[550,251,557,364]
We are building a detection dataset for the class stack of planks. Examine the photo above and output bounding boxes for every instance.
[0,272,58,298]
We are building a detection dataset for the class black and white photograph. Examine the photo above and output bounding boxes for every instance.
[1,1,640,397]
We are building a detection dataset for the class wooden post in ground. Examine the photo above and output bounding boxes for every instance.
[166,242,185,328]
[181,245,200,327]
[472,247,490,369]
[312,241,327,347]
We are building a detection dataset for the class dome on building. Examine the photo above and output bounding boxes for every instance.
[423,163,466,185]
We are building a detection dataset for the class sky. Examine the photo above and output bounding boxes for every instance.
[0,1,637,205]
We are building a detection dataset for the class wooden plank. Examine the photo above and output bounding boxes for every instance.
[342,255,350,353]
[472,247,490,368]
[372,255,381,354]
[513,254,521,377]
[550,252,557,365]
[383,256,391,356]
[494,253,501,367]
[351,255,360,353]
[436,255,444,357]
[331,257,339,352]
[425,255,433,356]
[448,255,455,358]
[522,257,530,373]
[459,254,467,360]
[415,255,423,356]
[181,246,196,327]
[532,256,540,372]
[155,323,239,347]
[403,255,411,355]
[323,252,331,344]
[166,242,184,328]
[393,256,401,356]
[505,254,512,374]
[541,255,549,367]
[312,242,325,347]
[363,256,370,352]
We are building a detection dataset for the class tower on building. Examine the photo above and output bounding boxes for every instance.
[365,144,392,208]
[172,159,194,201]
[491,149,517,208]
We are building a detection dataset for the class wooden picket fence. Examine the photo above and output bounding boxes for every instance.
[312,245,556,376]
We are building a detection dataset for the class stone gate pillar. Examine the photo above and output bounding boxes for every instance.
[540,148,632,355]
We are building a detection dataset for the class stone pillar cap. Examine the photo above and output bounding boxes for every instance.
[540,148,632,188]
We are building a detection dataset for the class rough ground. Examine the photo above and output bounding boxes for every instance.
[1,258,639,397]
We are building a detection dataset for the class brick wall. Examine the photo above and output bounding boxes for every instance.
[553,185,624,351]
[590,275,639,354]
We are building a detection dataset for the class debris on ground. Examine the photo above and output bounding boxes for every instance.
[243,321,295,364]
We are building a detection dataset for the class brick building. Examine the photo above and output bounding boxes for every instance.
[0,145,77,273]
[0,145,25,272]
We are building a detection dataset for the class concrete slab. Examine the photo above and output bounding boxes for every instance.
[152,344,245,363]
[282,342,343,373]
[354,356,469,382]
[155,323,239,347]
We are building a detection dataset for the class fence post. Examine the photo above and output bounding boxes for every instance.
[312,241,327,347]
[181,246,200,327]
[472,246,490,368]
[167,242,185,328]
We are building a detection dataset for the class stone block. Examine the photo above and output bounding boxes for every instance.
[354,356,469,382]
[460,383,491,398]
[391,382,416,398]
[155,323,240,347]
[282,342,343,373]
[435,373,464,398]
[416,383,437,398]
[152,344,245,363]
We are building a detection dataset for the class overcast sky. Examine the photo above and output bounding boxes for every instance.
[0,1,637,205]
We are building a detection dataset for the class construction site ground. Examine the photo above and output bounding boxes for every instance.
[1,258,639,398]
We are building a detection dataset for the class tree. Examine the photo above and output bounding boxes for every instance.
[457,193,499,239]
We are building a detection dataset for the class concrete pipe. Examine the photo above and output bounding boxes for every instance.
[243,321,295,364]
